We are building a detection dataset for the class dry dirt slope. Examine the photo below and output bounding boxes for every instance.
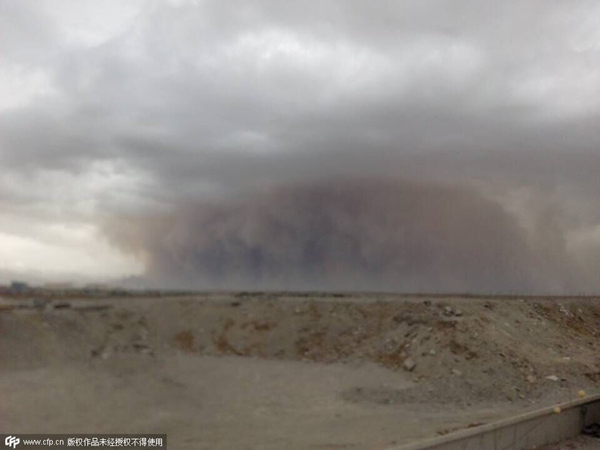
[2,293,600,449]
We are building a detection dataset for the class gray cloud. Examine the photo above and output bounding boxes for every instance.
[2,0,600,290]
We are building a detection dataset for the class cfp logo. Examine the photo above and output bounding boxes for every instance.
[4,436,20,449]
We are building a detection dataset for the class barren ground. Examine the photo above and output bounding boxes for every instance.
[2,293,600,449]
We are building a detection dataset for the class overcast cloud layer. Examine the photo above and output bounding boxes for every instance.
[2,0,600,292]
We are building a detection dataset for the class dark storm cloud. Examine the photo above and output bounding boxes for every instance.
[2,0,600,290]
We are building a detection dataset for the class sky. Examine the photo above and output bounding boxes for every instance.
[2,0,600,292]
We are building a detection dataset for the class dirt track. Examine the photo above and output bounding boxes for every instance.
[2,293,600,449]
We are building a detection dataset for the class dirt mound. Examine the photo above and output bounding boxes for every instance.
[3,294,600,407]
[152,294,600,406]
[3,293,600,449]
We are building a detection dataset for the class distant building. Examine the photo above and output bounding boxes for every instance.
[82,283,116,297]
[84,283,110,290]
[9,281,30,292]
[43,282,73,290]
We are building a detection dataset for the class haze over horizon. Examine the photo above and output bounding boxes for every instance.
[2,1,600,293]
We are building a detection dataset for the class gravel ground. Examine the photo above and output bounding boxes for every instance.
[541,435,600,449]
[3,292,600,449]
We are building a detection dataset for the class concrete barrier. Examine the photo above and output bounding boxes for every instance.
[389,393,600,450]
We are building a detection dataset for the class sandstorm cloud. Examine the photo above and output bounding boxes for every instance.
[2,1,600,291]
[106,178,591,294]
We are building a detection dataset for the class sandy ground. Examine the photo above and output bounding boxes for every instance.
[2,293,600,449]
[541,435,600,449]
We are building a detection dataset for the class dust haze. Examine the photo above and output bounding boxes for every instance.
[105,177,595,294]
